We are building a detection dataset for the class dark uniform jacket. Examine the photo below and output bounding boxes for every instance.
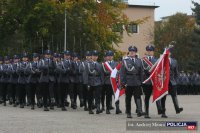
[142,56,157,85]
[73,61,83,84]
[27,61,40,84]
[102,61,118,85]
[10,62,19,84]
[2,63,12,83]
[39,58,55,83]
[87,61,104,87]
[55,59,74,84]
[80,60,90,85]
[16,61,30,84]
[120,57,144,87]
[169,58,179,86]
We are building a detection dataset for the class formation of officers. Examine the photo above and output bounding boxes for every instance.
[0,44,186,119]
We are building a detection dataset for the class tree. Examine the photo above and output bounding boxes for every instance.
[190,1,200,72]
[0,0,144,59]
[154,13,195,71]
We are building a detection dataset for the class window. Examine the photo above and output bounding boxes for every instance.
[128,24,139,33]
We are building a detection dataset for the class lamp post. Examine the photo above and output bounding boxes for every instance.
[64,8,67,51]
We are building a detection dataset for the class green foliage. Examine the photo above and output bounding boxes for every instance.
[0,0,143,60]
[189,1,200,72]
[154,13,195,71]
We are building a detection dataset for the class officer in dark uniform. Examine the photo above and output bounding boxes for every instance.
[1,56,11,106]
[38,50,54,111]
[52,53,61,107]
[102,50,122,114]
[142,45,162,118]
[120,46,145,118]
[73,52,84,108]
[16,53,30,108]
[26,53,40,110]
[54,53,67,111]
[7,55,20,106]
[160,50,183,118]
[61,50,75,109]
[0,56,3,104]
[87,50,104,114]
[79,51,91,111]
[194,72,200,95]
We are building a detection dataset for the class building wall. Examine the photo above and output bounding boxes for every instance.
[114,6,156,57]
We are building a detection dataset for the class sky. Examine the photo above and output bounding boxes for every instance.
[128,0,198,21]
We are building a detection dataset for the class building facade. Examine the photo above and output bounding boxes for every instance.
[114,4,158,57]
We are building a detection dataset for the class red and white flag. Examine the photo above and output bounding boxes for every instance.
[143,48,170,103]
[103,62,125,102]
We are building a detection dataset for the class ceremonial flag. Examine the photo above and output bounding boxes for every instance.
[143,48,170,102]
[103,62,125,102]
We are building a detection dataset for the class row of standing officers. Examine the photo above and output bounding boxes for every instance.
[0,45,184,118]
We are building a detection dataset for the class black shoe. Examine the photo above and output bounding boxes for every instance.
[84,107,88,111]
[61,107,67,111]
[135,109,138,113]
[127,113,132,118]
[116,109,122,114]
[3,102,6,106]
[109,106,114,110]
[73,105,77,109]
[106,109,111,114]
[89,110,94,114]
[65,101,70,107]
[92,104,96,109]
[13,103,17,107]
[137,112,146,117]
[176,108,183,114]
[80,102,84,108]
[44,107,49,111]
[31,105,34,110]
[161,114,168,118]
[101,106,105,112]
[96,109,102,114]
[144,114,151,119]
[158,109,162,115]
[50,106,54,110]
[20,104,24,108]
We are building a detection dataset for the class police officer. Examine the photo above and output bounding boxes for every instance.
[120,46,145,118]
[194,72,200,95]
[87,50,104,114]
[80,51,91,111]
[160,50,183,118]
[0,56,3,104]
[73,53,84,108]
[102,50,122,114]
[54,53,67,111]
[16,53,30,108]
[1,56,11,106]
[26,53,40,110]
[142,45,162,118]
[38,50,53,111]
[7,55,20,106]
[61,50,75,109]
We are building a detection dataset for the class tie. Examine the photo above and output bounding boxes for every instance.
[149,56,152,62]
[132,58,135,63]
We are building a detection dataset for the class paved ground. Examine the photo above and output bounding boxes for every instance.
[0,95,200,133]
